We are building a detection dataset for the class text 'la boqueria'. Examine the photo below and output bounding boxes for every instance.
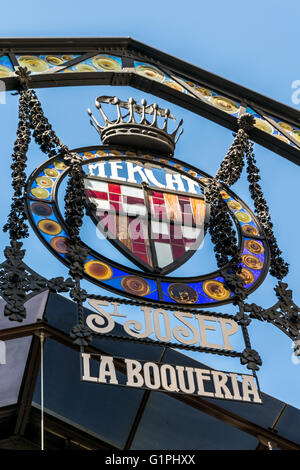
[81,354,262,404]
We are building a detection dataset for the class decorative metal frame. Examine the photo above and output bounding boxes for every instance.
[0,37,300,166]
[0,37,299,381]
[25,147,270,309]
[0,38,300,452]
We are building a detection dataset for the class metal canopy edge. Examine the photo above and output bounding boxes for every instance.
[1,37,300,166]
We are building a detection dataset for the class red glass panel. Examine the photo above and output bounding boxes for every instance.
[85,189,108,200]
[110,193,122,201]
[171,244,186,258]
[109,183,121,194]
[110,201,122,212]
[132,242,147,253]
[125,196,145,205]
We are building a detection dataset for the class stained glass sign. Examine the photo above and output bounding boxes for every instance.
[85,157,208,274]
[25,148,270,308]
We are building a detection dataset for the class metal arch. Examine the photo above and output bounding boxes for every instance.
[0,37,300,166]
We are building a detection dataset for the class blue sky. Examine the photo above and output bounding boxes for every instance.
[0,0,300,408]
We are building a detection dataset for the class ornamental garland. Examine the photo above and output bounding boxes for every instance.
[206,115,253,273]
[0,67,90,344]
[206,113,289,293]
[245,143,289,280]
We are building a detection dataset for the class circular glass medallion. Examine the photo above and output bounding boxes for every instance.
[18,56,49,73]
[38,219,62,235]
[168,283,198,304]
[26,147,270,308]
[135,64,165,82]
[84,260,113,280]
[203,280,231,300]
[121,275,150,296]
[242,254,264,270]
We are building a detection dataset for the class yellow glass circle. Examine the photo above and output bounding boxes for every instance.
[194,86,212,97]
[92,55,121,71]
[83,152,95,159]
[291,130,300,142]
[0,65,14,78]
[235,211,252,223]
[158,158,170,165]
[18,56,49,73]
[53,160,68,170]
[36,176,53,188]
[211,96,239,114]
[125,151,136,157]
[242,224,259,236]
[61,55,73,62]
[275,134,289,144]
[174,164,184,170]
[30,187,49,199]
[30,202,53,217]
[278,121,293,132]
[75,63,97,73]
[199,177,211,185]
[254,118,273,134]
[164,81,184,92]
[135,65,165,82]
[168,283,198,304]
[38,219,62,235]
[46,56,64,66]
[95,150,109,157]
[50,236,69,254]
[227,200,242,211]
[220,190,230,199]
[203,280,231,300]
[44,168,59,178]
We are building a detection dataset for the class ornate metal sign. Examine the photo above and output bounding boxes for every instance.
[1,62,299,410]
[86,299,241,354]
[81,353,262,404]
[25,97,269,308]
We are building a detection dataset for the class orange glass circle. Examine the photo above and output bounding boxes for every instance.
[203,280,231,300]
[50,236,69,254]
[242,254,264,270]
[245,239,264,255]
[238,268,255,285]
[242,225,259,236]
[121,275,150,296]
[84,261,113,280]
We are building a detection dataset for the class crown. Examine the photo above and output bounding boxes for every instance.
[87,96,183,155]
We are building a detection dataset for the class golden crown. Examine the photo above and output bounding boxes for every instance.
[87,96,183,155]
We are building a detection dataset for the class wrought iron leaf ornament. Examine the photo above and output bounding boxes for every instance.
[245,282,300,344]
